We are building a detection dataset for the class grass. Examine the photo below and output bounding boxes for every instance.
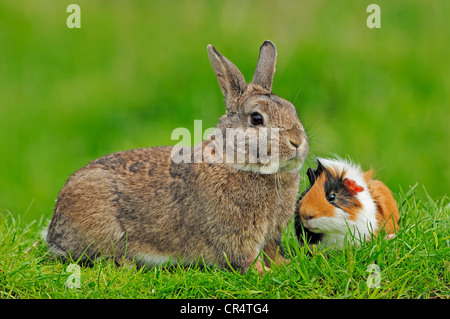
[1,185,448,299]
[0,0,449,222]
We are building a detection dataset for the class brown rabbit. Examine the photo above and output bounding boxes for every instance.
[45,41,309,274]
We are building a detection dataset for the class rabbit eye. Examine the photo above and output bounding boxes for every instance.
[250,112,264,126]
[328,193,336,202]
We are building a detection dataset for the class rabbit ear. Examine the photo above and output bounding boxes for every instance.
[207,44,247,103]
[252,40,277,92]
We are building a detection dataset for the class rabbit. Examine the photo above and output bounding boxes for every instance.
[45,40,309,274]
[294,157,399,249]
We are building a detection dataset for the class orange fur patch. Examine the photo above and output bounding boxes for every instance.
[298,173,336,220]
[299,168,363,222]
[367,179,400,234]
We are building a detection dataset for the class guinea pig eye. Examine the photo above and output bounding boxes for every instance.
[328,193,336,202]
[250,112,264,126]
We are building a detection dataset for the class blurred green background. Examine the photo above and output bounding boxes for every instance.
[0,0,449,222]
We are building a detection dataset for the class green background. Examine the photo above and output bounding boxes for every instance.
[0,0,448,222]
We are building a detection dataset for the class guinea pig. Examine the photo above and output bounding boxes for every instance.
[294,157,400,249]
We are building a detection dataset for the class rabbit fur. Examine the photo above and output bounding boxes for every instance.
[46,41,309,273]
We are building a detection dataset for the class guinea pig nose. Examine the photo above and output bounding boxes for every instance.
[303,214,314,221]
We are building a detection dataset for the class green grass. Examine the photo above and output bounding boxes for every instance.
[0,0,449,223]
[1,185,448,299]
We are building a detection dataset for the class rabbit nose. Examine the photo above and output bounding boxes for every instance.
[288,129,303,149]
[290,139,300,148]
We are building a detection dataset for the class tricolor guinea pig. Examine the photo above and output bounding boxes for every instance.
[294,157,400,248]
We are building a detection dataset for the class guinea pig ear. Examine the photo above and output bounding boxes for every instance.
[306,167,316,185]
[306,158,325,185]
[316,159,325,174]
[344,178,364,196]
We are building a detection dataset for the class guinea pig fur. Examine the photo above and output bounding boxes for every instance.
[295,157,400,249]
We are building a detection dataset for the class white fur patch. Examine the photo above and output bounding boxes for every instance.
[41,226,49,242]
[229,156,304,174]
[229,161,280,174]
[135,253,195,268]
